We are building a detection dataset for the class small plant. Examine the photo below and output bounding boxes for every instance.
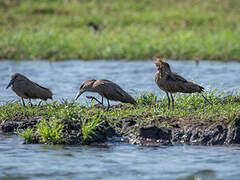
[17,127,35,143]
[81,110,104,141]
[37,118,64,144]
[137,92,157,105]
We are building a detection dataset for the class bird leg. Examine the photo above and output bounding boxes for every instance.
[29,99,33,107]
[170,93,174,110]
[21,98,26,107]
[201,94,213,106]
[106,99,110,111]
[38,101,42,106]
[86,96,102,105]
[166,92,171,109]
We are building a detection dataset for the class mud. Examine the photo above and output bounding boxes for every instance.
[1,109,240,146]
[0,115,116,145]
[120,115,240,146]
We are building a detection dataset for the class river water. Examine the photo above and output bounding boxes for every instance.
[0,60,240,180]
[1,60,239,103]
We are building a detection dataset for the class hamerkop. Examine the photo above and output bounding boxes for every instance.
[6,73,53,106]
[154,58,212,110]
[75,79,136,109]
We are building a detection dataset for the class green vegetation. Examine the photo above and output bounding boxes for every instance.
[37,118,64,144]
[0,90,240,144]
[0,0,239,61]
[17,127,35,143]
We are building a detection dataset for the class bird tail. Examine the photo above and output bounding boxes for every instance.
[35,83,53,100]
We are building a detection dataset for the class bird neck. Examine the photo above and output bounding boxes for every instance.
[158,69,172,79]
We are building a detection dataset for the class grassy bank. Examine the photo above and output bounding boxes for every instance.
[0,90,239,144]
[0,0,240,61]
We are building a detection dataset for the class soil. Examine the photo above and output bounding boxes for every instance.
[119,114,240,146]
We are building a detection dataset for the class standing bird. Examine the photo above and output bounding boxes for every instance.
[6,73,53,107]
[75,79,136,110]
[154,58,212,110]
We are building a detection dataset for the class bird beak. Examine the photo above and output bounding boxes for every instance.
[6,79,15,89]
[75,89,84,100]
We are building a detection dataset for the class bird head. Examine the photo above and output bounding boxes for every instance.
[75,80,96,100]
[6,73,25,89]
[154,58,172,73]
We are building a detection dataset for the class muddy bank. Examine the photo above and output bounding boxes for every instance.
[119,115,240,146]
[0,115,116,145]
[1,113,240,146]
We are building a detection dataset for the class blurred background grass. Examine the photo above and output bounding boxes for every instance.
[0,0,239,61]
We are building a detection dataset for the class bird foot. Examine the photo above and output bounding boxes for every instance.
[86,96,103,105]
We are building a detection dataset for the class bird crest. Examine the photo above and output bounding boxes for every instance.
[80,79,96,89]
[153,57,165,67]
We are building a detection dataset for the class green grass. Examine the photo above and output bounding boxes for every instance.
[80,109,104,141]
[0,0,240,61]
[0,90,240,144]
[37,118,64,144]
[17,127,35,143]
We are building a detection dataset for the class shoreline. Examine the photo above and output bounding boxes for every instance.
[1,92,239,146]
[1,111,239,146]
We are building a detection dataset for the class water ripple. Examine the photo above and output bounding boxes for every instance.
[1,60,239,103]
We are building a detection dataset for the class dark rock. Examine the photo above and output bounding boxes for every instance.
[1,122,18,132]
[208,125,227,145]
[0,119,38,133]
[172,129,184,142]
[225,117,240,144]
[172,125,228,145]
[138,126,172,140]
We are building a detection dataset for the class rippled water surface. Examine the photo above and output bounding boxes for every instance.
[1,135,240,180]
[1,60,239,102]
[0,60,240,180]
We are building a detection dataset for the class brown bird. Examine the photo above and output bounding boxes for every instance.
[75,79,136,109]
[6,73,53,106]
[154,58,212,110]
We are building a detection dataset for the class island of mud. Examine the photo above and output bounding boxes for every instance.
[1,92,240,146]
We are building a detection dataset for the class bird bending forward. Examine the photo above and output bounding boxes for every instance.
[6,73,53,106]
[75,79,136,109]
[154,58,212,110]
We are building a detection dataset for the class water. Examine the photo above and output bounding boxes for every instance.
[1,134,240,180]
[0,60,240,179]
[0,60,239,103]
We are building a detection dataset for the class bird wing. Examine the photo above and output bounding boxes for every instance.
[166,73,204,93]
[94,80,124,97]
[169,72,187,82]
[94,80,136,104]
[33,82,53,100]
[17,80,52,100]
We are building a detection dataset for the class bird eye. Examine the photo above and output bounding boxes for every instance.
[13,75,18,80]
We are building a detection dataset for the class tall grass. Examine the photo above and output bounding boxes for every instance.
[0,0,239,60]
